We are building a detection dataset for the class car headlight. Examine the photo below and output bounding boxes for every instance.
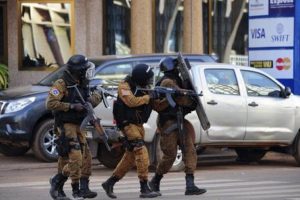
[4,97,36,114]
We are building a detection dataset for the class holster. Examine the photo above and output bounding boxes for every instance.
[120,137,144,152]
[54,118,70,157]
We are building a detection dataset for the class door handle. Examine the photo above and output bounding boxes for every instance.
[248,102,258,107]
[207,100,218,105]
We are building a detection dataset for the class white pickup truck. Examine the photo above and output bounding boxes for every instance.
[91,58,300,171]
[2,54,299,170]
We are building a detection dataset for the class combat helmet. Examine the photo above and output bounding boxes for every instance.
[131,63,154,86]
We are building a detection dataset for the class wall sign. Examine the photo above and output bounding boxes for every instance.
[248,0,298,92]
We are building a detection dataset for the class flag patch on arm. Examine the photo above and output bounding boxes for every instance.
[50,88,60,96]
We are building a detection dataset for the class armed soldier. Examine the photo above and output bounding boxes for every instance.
[47,55,101,200]
[149,57,207,196]
[102,64,159,199]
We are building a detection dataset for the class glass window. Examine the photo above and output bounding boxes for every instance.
[155,0,183,53]
[241,70,282,97]
[0,2,7,64]
[19,1,74,70]
[204,69,239,95]
[95,63,133,85]
[103,0,131,55]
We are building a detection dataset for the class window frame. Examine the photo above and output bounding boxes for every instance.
[17,0,75,71]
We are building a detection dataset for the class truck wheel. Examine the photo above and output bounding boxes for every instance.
[293,134,300,166]
[32,119,58,162]
[0,144,29,156]
[235,148,266,163]
[155,134,185,172]
[97,143,124,168]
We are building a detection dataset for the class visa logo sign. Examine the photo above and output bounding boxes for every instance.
[251,28,266,39]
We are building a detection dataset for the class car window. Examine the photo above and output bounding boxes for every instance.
[94,63,133,85]
[204,69,239,95]
[38,66,66,86]
[142,61,160,86]
[241,70,282,97]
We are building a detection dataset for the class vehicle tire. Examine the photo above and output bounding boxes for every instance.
[32,119,58,162]
[0,144,30,156]
[293,134,300,166]
[155,134,185,172]
[97,143,125,169]
[235,148,266,163]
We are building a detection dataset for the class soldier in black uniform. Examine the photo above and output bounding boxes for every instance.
[150,57,207,196]
[47,55,101,200]
[102,64,159,199]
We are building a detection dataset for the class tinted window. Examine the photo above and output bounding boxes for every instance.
[204,69,239,95]
[241,70,282,97]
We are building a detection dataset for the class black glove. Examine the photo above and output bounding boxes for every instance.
[149,91,160,99]
[70,103,84,112]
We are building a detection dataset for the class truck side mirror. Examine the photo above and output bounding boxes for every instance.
[282,86,291,98]
[284,87,291,97]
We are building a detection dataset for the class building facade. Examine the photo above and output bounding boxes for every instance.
[0,0,247,88]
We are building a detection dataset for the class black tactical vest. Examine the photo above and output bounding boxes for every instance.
[56,77,89,125]
[113,77,152,129]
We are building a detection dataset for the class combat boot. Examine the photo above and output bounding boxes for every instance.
[71,182,84,200]
[49,173,70,200]
[57,177,71,200]
[79,177,97,198]
[185,174,207,195]
[149,173,163,196]
[102,176,120,199]
[139,180,160,198]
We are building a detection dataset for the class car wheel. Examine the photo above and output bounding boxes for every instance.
[0,144,30,156]
[97,143,124,169]
[155,134,185,172]
[235,148,266,163]
[32,119,58,162]
[293,135,300,166]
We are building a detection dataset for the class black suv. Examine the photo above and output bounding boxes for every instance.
[0,54,216,164]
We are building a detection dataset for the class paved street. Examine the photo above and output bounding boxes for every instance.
[0,151,300,200]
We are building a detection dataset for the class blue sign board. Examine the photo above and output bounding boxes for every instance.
[248,0,300,93]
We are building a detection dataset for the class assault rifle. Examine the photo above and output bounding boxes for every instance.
[137,86,200,155]
[69,84,115,151]
[136,86,202,108]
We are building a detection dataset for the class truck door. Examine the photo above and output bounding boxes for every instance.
[201,68,247,140]
[241,70,295,141]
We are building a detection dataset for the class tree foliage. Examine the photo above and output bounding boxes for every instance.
[0,64,9,90]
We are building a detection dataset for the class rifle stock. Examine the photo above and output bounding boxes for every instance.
[94,121,111,151]
[70,85,112,151]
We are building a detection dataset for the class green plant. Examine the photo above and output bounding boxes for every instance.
[0,64,9,90]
